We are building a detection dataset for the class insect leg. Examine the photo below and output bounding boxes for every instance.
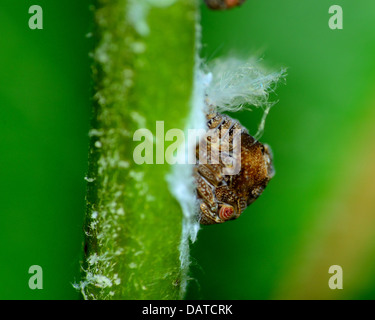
[195,174,219,213]
[197,163,223,187]
[198,200,219,225]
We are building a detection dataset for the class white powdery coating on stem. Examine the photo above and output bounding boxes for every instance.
[167,11,204,299]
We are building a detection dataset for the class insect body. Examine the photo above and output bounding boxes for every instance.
[204,0,246,10]
[195,112,274,224]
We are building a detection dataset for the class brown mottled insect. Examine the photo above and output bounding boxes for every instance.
[204,0,246,10]
[195,112,274,224]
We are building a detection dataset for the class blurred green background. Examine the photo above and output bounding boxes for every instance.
[1,0,375,299]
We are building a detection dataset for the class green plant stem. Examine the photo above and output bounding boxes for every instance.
[80,0,197,299]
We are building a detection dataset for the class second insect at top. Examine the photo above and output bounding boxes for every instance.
[204,0,246,10]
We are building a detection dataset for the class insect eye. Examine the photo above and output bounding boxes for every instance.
[219,204,235,221]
